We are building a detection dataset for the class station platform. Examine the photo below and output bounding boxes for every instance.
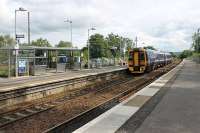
[0,66,126,92]
[74,60,200,133]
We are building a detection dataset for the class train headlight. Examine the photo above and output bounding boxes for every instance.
[129,67,133,71]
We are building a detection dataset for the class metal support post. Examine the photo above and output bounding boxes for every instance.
[33,48,36,76]
[56,50,58,73]
[8,49,11,78]
[87,29,90,69]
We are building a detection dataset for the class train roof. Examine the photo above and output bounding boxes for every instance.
[129,47,171,55]
[130,47,145,51]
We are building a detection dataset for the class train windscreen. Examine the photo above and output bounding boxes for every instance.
[129,52,133,60]
[139,52,145,60]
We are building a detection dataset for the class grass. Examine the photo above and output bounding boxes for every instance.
[0,65,9,77]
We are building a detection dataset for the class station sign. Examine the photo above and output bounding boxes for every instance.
[16,34,25,39]
[18,59,26,74]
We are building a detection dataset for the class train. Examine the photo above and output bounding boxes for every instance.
[128,47,172,73]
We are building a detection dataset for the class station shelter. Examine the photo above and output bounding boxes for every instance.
[0,46,81,78]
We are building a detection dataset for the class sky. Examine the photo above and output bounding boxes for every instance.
[0,0,200,52]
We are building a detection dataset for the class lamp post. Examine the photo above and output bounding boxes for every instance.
[64,19,73,45]
[15,7,30,77]
[87,27,96,69]
[15,7,30,44]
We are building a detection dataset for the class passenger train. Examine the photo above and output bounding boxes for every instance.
[128,48,172,73]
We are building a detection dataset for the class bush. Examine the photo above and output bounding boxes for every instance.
[0,70,8,77]
[192,52,200,63]
[179,50,193,59]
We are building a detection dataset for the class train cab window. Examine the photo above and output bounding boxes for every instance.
[140,52,145,60]
[129,52,133,60]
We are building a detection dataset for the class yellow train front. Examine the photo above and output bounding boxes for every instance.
[128,48,147,73]
[128,48,172,73]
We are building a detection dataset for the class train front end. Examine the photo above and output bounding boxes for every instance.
[128,48,147,73]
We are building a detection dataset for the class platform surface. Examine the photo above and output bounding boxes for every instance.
[0,66,126,92]
[74,60,200,133]
[118,60,200,133]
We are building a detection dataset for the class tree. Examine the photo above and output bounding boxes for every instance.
[82,46,88,62]
[0,36,5,48]
[192,30,200,53]
[106,33,122,58]
[179,50,193,59]
[123,38,134,51]
[89,34,107,58]
[83,33,134,60]
[144,45,157,50]
[169,52,177,58]
[105,33,134,58]
[0,35,15,48]
[31,38,52,47]
[56,41,72,47]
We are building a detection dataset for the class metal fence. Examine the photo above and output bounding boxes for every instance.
[0,47,81,78]
[89,57,126,69]
[0,49,9,77]
[0,48,35,77]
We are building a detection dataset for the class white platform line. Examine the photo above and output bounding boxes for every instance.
[74,106,139,133]
[150,83,165,87]
[136,88,160,97]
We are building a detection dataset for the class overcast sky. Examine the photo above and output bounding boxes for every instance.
[0,0,200,52]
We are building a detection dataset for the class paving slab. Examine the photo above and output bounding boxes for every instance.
[118,60,200,133]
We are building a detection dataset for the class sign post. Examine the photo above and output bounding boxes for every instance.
[15,42,19,77]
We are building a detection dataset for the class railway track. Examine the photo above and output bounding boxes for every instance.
[0,60,181,133]
[0,69,126,113]
[0,73,116,101]
[0,75,131,129]
[43,77,152,133]
[43,61,181,133]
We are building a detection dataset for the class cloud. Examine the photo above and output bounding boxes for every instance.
[0,0,200,51]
